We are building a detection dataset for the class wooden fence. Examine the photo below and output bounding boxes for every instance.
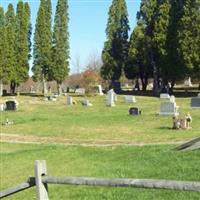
[0,160,200,199]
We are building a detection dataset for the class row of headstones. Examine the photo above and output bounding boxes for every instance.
[159,93,200,116]
[67,89,136,107]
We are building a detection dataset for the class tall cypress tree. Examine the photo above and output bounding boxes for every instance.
[5,4,16,94]
[125,22,152,91]
[178,0,200,77]
[15,1,31,89]
[101,0,129,84]
[32,0,52,95]
[0,7,5,96]
[51,0,69,94]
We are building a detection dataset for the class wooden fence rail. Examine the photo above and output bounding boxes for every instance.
[0,160,200,200]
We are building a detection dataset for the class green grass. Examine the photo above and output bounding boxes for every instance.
[0,95,200,143]
[0,143,200,199]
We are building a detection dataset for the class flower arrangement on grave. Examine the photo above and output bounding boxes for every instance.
[185,113,192,129]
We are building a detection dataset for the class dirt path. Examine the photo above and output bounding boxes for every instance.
[0,133,184,147]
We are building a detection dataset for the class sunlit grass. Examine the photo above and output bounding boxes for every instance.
[1,143,200,199]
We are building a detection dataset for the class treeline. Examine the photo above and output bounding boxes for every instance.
[0,0,69,96]
[0,2,31,95]
[101,0,200,94]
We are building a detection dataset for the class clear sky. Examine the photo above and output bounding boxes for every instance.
[0,0,141,75]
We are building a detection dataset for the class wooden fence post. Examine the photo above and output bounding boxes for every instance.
[35,160,49,200]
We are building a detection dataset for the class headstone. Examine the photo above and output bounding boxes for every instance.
[124,95,136,103]
[5,101,17,111]
[75,88,85,95]
[170,95,176,103]
[160,93,170,99]
[0,104,5,111]
[47,96,57,101]
[67,96,73,105]
[81,99,93,107]
[160,102,179,115]
[129,107,141,116]
[184,77,192,87]
[191,97,200,108]
[107,89,115,107]
[97,85,104,95]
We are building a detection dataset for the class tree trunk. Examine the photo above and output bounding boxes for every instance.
[57,83,62,96]
[42,74,47,96]
[169,79,176,94]
[0,79,3,96]
[10,81,16,95]
[150,51,159,96]
[140,76,148,91]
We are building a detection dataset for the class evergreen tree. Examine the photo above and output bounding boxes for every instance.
[32,0,52,95]
[15,1,31,90]
[101,0,129,83]
[124,22,152,91]
[5,4,16,94]
[178,0,200,78]
[51,0,69,94]
[0,7,5,96]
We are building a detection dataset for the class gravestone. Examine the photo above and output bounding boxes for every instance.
[0,104,5,111]
[67,96,73,105]
[81,99,93,107]
[124,95,136,103]
[170,95,176,103]
[75,88,85,95]
[184,77,192,87]
[107,89,115,107]
[5,101,17,111]
[191,97,200,108]
[160,93,170,99]
[97,85,104,96]
[160,102,179,115]
[129,107,141,116]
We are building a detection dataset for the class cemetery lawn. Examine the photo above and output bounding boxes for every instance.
[0,95,200,144]
[1,142,200,199]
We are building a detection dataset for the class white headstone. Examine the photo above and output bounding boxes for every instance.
[124,95,136,103]
[170,95,176,103]
[97,85,104,95]
[160,93,170,99]
[81,99,93,107]
[160,102,179,115]
[75,88,85,95]
[0,104,5,111]
[184,77,192,87]
[107,89,115,107]
[67,96,73,105]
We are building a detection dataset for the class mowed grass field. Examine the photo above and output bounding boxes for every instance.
[1,143,200,200]
[0,94,200,199]
[0,94,200,143]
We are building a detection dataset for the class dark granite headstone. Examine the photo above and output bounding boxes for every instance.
[191,97,200,108]
[5,101,17,111]
[129,107,141,116]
